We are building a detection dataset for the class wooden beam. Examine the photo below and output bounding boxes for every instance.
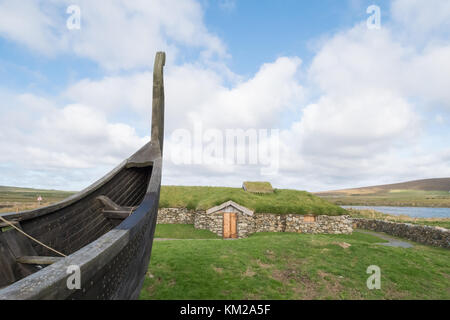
[0,220,19,228]
[96,196,124,211]
[103,210,131,220]
[151,51,165,153]
[16,256,63,265]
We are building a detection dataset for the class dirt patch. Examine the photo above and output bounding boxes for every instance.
[145,277,162,296]
[168,279,176,287]
[212,266,223,274]
[244,293,262,300]
[272,267,317,299]
[317,271,344,298]
[310,239,331,247]
[243,267,256,277]
[254,259,273,269]
[265,250,276,260]
[383,283,409,299]
[333,242,352,249]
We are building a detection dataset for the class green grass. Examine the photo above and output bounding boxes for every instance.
[141,231,450,300]
[243,181,274,194]
[159,186,346,216]
[318,189,450,208]
[155,224,221,239]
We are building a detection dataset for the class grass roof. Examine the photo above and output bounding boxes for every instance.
[159,186,346,216]
[242,181,274,194]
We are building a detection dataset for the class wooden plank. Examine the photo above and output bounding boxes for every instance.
[96,196,123,211]
[1,227,41,279]
[230,213,237,239]
[0,220,19,228]
[16,256,62,265]
[0,234,17,287]
[223,213,230,238]
[103,210,131,220]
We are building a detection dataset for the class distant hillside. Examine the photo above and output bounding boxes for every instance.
[0,185,346,216]
[315,178,450,208]
[0,186,75,212]
[316,178,450,196]
[0,186,75,193]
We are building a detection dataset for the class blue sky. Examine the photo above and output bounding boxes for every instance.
[0,0,449,191]
[204,0,391,75]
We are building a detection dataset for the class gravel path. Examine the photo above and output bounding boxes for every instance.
[154,238,236,241]
[357,229,414,248]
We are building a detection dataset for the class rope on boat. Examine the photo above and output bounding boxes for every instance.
[0,215,67,257]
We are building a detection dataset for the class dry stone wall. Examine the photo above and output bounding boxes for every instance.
[157,208,195,224]
[353,218,450,249]
[194,211,222,236]
[285,214,353,234]
[254,214,286,233]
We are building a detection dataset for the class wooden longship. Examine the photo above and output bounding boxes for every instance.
[0,52,166,300]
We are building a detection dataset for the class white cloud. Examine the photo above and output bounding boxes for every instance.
[64,73,153,114]
[0,94,148,174]
[391,0,450,40]
[0,1,63,55]
[0,0,226,70]
[1,0,450,191]
[64,56,304,132]
[174,57,304,129]
[294,90,418,157]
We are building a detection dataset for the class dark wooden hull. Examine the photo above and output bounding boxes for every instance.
[0,52,166,300]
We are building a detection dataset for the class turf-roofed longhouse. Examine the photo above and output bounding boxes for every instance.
[157,184,353,238]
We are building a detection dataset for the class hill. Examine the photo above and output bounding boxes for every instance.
[315,178,450,207]
[0,186,76,212]
[316,178,450,196]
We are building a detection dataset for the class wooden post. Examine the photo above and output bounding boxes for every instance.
[151,52,166,155]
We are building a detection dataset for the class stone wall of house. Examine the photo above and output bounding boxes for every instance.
[237,212,255,238]
[157,208,195,224]
[253,214,352,234]
[285,214,353,234]
[253,214,286,233]
[353,218,450,249]
[157,208,353,238]
[194,211,222,236]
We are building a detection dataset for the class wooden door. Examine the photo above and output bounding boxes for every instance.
[223,213,237,238]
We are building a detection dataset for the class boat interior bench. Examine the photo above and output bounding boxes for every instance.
[96,196,137,220]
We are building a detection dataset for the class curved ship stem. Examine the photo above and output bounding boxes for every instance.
[0,52,166,300]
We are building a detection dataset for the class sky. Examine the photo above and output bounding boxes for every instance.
[0,0,449,192]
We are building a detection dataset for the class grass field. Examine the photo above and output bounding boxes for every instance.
[141,225,450,300]
[317,189,450,208]
[160,186,346,215]
[155,224,221,239]
[0,185,346,216]
[0,186,75,213]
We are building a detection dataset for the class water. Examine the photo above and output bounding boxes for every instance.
[342,206,450,219]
